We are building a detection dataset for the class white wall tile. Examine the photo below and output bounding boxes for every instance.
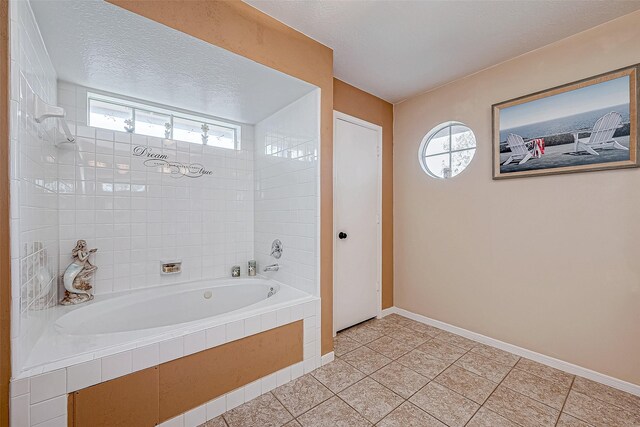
[244,316,261,336]
[132,343,159,371]
[10,393,30,427]
[30,395,66,426]
[254,90,319,296]
[206,395,226,420]
[11,378,29,397]
[66,359,101,392]
[225,387,245,410]
[30,370,66,404]
[184,403,206,427]
[260,373,277,394]
[205,325,226,349]
[260,311,277,331]
[184,331,206,355]
[225,320,245,342]
[101,351,133,381]
[158,414,184,427]
[159,337,184,363]
[10,0,60,376]
[290,362,304,380]
[244,380,262,401]
[32,414,67,427]
[276,367,291,387]
[276,307,292,327]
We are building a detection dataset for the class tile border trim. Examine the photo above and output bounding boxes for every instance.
[384,306,640,398]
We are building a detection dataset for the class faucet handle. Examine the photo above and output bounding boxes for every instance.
[270,239,283,259]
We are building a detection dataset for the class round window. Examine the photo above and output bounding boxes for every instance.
[418,122,476,179]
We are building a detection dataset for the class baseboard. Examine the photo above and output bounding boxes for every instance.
[321,351,334,366]
[380,307,395,318]
[384,306,640,397]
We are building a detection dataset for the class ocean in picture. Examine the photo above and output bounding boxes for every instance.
[499,104,631,142]
[497,75,633,173]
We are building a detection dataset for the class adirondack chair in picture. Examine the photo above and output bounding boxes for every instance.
[573,111,628,155]
[503,133,533,165]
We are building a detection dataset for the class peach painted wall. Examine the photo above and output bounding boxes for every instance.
[394,10,640,385]
[333,78,394,309]
[107,0,335,354]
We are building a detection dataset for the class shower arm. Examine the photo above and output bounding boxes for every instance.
[33,95,76,145]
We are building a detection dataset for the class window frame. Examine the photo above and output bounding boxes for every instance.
[87,92,241,150]
[418,121,476,179]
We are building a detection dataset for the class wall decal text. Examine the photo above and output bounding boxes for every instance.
[132,146,213,178]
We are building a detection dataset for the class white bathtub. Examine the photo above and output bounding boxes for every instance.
[21,277,316,377]
[56,279,281,335]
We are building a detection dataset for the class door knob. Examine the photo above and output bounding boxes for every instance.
[338,232,348,240]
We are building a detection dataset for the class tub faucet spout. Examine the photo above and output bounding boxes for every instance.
[264,263,279,272]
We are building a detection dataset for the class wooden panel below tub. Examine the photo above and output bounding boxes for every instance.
[158,320,303,422]
[69,367,159,427]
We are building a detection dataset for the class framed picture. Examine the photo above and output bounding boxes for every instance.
[492,65,638,179]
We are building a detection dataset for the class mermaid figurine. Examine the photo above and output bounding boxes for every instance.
[60,240,98,305]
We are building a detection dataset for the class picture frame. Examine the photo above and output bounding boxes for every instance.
[492,65,639,179]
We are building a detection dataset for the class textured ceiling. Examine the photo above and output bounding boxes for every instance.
[245,0,640,103]
[30,0,315,124]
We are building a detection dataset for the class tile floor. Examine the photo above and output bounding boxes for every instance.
[200,313,640,427]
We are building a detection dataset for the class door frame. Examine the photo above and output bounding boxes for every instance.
[332,111,383,336]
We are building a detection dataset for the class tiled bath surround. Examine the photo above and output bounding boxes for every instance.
[56,81,255,295]
[10,299,322,427]
[254,91,320,296]
[9,0,60,376]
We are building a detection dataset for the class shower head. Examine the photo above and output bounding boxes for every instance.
[33,94,76,145]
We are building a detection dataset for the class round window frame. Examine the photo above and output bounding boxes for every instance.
[418,121,477,179]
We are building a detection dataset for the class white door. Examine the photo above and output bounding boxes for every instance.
[334,113,381,333]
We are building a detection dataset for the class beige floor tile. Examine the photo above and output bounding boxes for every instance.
[389,326,431,347]
[434,365,497,404]
[484,385,559,427]
[454,352,512,383]
[417,338,467,364]
[201,416,228,427]
[434,331,477,350]
[341,323,386,344]
[466,407,519,427]
[501,368,569,409]
[514,358,574,388]
[222,393,293,427]
[468,344,519,367]
[365,318,402,335]
[563,390,640,427]
[572,376,640,413]
[340,345,392,375]
[337,377,404,423]
[396,349,450,379]
[333,334,362,357]
[283,421,302,427]
[272,374,333,417]
[403,321,443,338]
[377,402,447,427]
[409,382,479,427]
[370,361,430,398]
[296,396,371,427]
[311,359,365,393]
[556,413,593,426]
[385,313,415,328]
[366,336,414,359]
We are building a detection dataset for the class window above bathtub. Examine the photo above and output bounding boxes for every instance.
[88,92,241,150]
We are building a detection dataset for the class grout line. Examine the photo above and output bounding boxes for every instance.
[269,389,298,423]
[463,355,522,427]
[554,376,576,427]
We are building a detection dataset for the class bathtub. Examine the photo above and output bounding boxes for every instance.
[56,279,281,335]
[21,277,316,377]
